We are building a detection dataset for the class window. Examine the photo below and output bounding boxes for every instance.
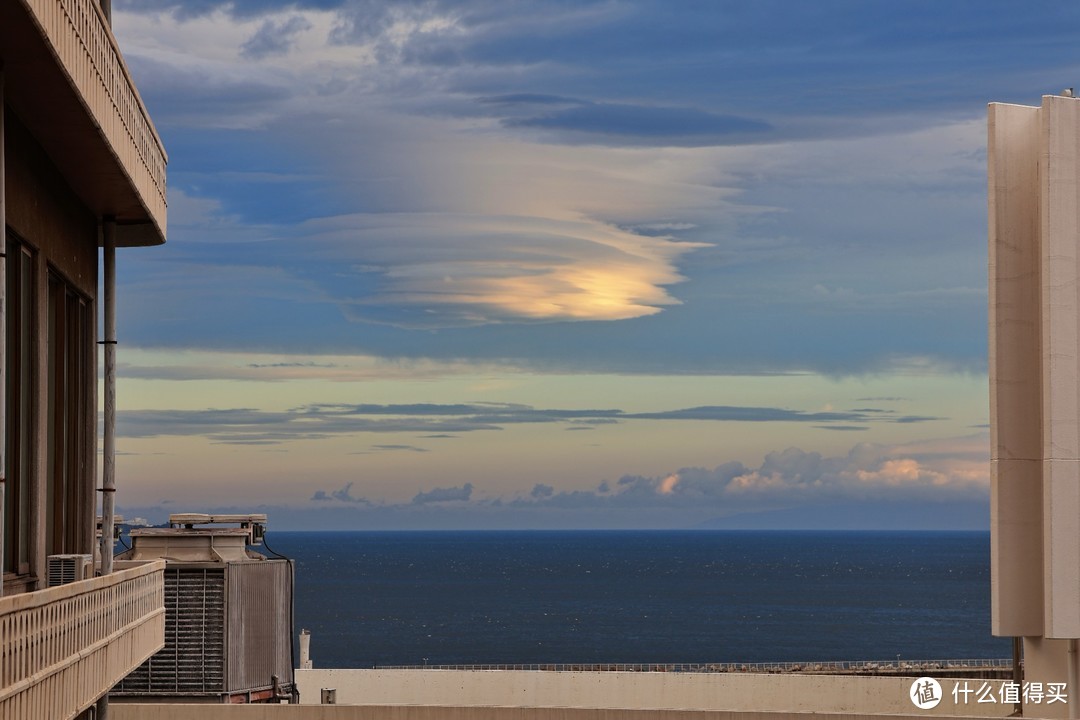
[46,270,91,556]
[4,234,34,576]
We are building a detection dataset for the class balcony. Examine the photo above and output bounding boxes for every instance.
[0,560,165,720]
[0,0,168,246]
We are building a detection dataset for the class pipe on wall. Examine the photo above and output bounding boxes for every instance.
[99,219,116,578]
[95,219,116,720]
[0,64,8,599]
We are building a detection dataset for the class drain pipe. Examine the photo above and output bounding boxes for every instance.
[0,64,7,599]
[95,220,116,720]
[99,219,116,577]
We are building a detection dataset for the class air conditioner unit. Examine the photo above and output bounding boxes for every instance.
[113,514,295,703]
[47,554,93,587]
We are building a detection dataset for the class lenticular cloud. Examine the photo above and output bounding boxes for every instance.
[298,212,707,328]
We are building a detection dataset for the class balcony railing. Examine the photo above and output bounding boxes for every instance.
[19,0,168,238]
[0,560,165,720]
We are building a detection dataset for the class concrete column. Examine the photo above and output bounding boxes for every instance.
[989,93,1080,718]
[988,100,1044,637]
[1039,95,1080,639]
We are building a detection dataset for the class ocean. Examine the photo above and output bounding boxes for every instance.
[265,530,1009,669]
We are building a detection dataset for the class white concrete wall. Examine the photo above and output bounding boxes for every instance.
[989,92,1080,720]
[988,99,1045,638]
[295,670,1012,717]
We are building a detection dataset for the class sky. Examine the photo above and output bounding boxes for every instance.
[104,0,1079,530]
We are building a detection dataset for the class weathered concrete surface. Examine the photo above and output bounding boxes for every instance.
[293,670,1012,716]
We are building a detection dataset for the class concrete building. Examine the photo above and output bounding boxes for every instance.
[989,93,1080,719]
[0,0,168,717]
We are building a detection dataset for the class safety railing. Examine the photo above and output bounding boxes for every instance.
[379,658,1013,674]
[0,560,165,720]
[20,0,168,233]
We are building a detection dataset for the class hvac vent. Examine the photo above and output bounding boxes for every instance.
[116,567,226,695]
[46,554,93,587]
[115,561,294,700]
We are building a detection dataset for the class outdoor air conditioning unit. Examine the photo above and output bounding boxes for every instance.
[46,554,93,587]
[112,514,296,704]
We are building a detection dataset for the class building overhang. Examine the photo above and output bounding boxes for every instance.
[0,0,167,246]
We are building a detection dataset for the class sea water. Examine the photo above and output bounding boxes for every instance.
[266,530,1009,668]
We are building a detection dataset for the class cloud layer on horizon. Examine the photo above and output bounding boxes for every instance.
[150,433,991,530]
[113,401,941,445]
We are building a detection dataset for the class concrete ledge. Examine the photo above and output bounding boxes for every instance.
[294,670,1012,716]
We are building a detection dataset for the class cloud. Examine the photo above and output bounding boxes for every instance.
[478,94,583,106]
[110,1,1013,376]
[115,350,516,384]
[627,406,873,423]
[285,212,707,327]
[412,483,473,504]
[241,15,313,59]
[503,102,772,146]
[115,0,343,20]
[115,54,291,129]
[518,435,989,515]
[311,481,369,503]
[813,425,869,431]
[113,400,945,445]
[119,434,991,530]
[115,407,502,444]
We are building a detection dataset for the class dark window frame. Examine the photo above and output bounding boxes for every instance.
[45,266,92,557]
[4,231,35,578]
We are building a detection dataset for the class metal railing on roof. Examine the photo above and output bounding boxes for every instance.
[377,658,1013,674]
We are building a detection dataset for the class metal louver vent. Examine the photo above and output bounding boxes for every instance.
[116,567,226,695]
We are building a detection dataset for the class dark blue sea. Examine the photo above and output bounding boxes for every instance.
[265,530,1009,669]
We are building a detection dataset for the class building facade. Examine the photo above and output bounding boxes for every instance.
[989,93,1080,718]
[0,0,168,717]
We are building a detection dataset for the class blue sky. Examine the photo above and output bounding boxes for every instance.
[106,0,1075,529]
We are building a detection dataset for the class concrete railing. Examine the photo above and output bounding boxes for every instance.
[19,0,168,233]
[0,560,166,720]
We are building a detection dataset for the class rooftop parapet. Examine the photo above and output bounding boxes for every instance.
[0,561,165,719]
